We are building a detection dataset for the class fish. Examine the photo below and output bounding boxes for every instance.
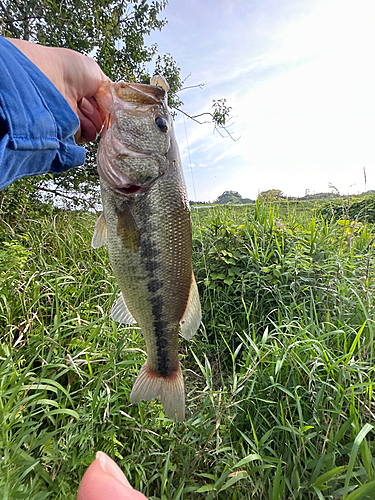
[92,76,201,421]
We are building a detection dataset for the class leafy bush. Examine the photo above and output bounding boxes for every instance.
[193,203,374,349]
[320,195,375,223]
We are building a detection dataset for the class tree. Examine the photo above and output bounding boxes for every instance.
[0,0,166,79]
[257,189,285,203]
[215,191,243,204]
[0,0,232,210]
[0,0,180,209]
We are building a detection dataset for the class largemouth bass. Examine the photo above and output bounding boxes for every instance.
[92,77,201,422]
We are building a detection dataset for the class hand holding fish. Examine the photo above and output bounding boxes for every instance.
[77,452,148,500]
[6,38,108,143]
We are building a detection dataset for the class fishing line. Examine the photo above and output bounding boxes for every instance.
[182,114,214,352]
[183,115,197,202]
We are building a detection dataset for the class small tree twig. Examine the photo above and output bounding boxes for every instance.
[31,183,100,212]
[180,83,205,92]
[177,108,240,141]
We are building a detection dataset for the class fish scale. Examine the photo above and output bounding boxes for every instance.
[92,78,201,421]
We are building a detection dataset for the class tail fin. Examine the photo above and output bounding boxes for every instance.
[130,361,185,422]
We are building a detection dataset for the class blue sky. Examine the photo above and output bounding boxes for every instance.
[146,0,375,202]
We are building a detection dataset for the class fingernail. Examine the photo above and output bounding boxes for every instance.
[80,97,95,115]
[96,451,132,488]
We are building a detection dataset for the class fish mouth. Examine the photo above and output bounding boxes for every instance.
[102,168,151,198]
[112,185,143,195]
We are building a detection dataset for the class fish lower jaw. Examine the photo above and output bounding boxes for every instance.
[111,184,143,196]
[103,172,161,198]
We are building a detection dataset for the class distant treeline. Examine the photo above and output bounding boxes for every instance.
[190,189,375,206]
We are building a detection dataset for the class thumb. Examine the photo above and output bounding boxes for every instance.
[77,451,148,500]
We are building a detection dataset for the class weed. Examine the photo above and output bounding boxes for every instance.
[1,202,375,498]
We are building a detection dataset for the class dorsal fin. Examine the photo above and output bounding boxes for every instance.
[150,75,170,91]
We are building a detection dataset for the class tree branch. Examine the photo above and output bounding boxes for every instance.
[176,107,211,125]
[177,108,240,141]
[31,184,100,212]
[180,83,205,92]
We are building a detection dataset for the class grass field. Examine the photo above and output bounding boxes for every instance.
[1,199,375,499]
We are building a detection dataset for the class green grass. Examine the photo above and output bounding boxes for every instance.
[1,200,375,499]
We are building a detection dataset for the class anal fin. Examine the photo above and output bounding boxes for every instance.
[180,273,202,340]
[130,361,185,422]
[92,213,107,249]
[111,293,137,325]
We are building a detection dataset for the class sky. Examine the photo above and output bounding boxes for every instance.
[145,0,375,202]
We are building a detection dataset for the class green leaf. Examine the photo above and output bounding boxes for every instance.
[344,481,375,500]
[314,466,347,487]
[197,473,217,480]
[235,453,262,468]
[220,472,247,491]
[343,423,374,498]
[48,408,80,419]
[196,484,215,493]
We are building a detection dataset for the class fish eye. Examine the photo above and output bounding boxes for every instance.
[155,116,168,133]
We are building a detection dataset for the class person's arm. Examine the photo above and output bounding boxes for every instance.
[6,38,107,144]
[0,37,110,190]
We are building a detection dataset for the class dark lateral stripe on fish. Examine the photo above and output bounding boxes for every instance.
[138,208,171,376]
[149,293,171,377]
[141,233,160,272]
[147,278,162,294]
[144,255,159,273]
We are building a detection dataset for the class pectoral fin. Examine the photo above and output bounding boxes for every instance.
[180,273,202,340]
[92,213,107,248]
[116,204,140,252]
[111,293,137,324]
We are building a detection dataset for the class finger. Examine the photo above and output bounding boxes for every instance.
[79,97,105,133]
[77,451,148,500]
[76,108,99,144]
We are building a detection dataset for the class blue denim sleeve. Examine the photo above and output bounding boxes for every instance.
[0,37,86,190]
